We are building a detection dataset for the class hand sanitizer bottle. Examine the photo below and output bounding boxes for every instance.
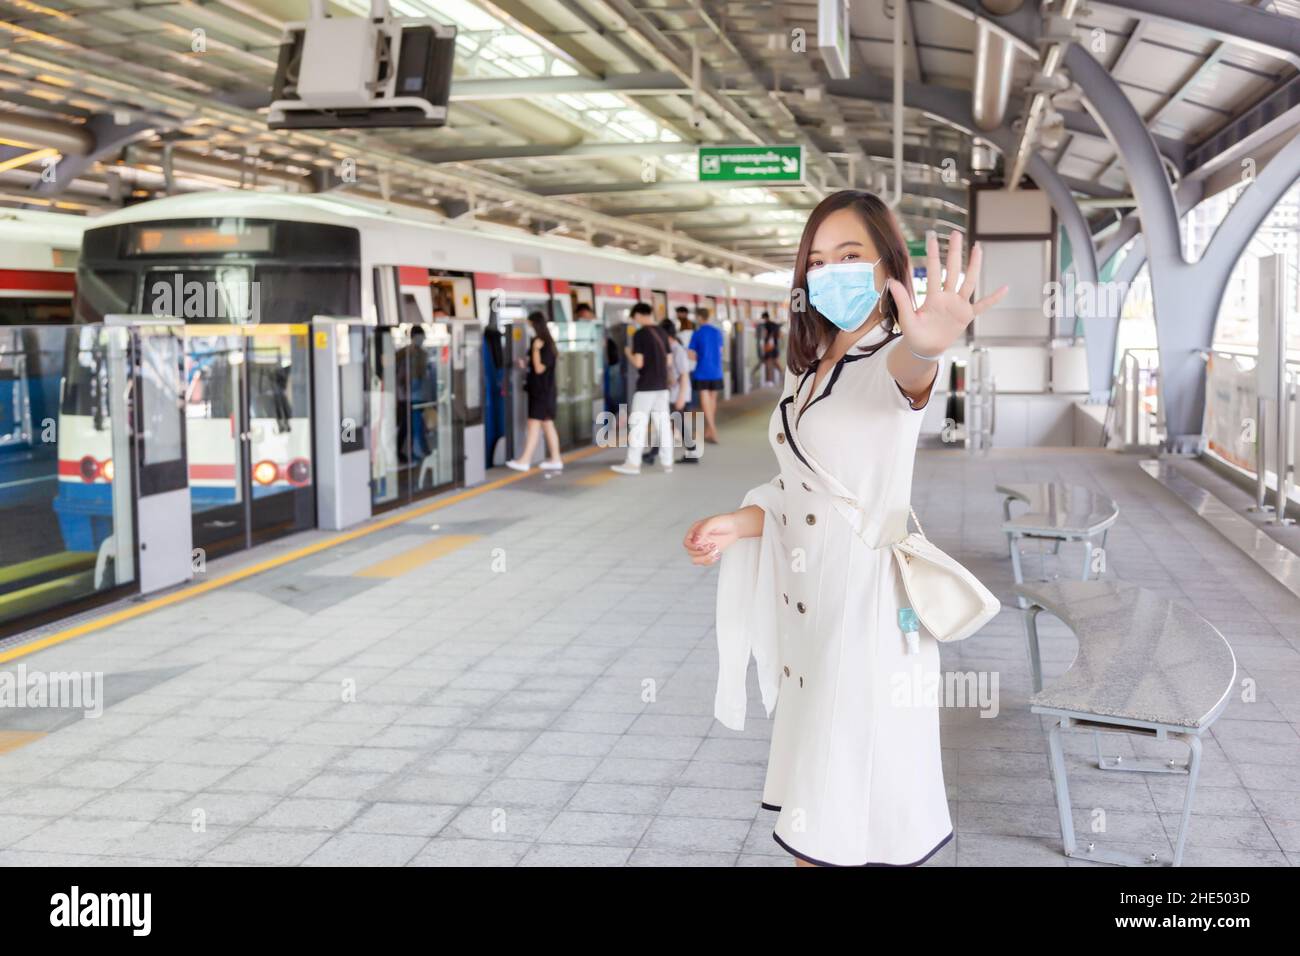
[898,607,920,655]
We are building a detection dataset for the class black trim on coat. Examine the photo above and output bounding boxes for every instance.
[770,826,954,868]
[778,394,812,471]
[777,330,902,461]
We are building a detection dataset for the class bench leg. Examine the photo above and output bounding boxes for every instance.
[1003,497,1014,556]
[1095,734,1191,775]
[1169,733,1203,868]
[1009,533,1027,606]
[1046,719,1171,866]
[1081,535,1094,581]
[1046,718,1077,858]
[1022,605,1043,694]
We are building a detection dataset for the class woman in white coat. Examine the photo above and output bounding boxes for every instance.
[683,191,1007,867]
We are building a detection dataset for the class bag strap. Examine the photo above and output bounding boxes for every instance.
[908,506,925,538]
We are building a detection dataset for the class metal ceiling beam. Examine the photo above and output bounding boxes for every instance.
[1066,43,1300,449]
[853,140,973,180]
[903,0,927,86]
[1094,1,1271,183]
[762,67,1189,177]
[535,176,967,205]
[1094,0,1300,65]
[5,46,780,275]
[1185,72,1300,180]
[825,71,1103,379]
[619,200,811,216]
[1055,108,1186,173]
[30,113,170,197]
[411,141,696,164]
[449,73,687,100]
[589,0,848,191]
[526,179,804,197]
[1058,175,1130,200]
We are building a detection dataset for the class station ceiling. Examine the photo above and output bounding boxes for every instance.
[0,0,1297,276]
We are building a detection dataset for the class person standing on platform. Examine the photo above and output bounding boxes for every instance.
[688,306,724,444]
[612,302,674,476]
[683,190,1008,868]
[756,311,782,387]
[675,304,694,332]
[506,311,563,472]
[644,317,696,466]
[395,325,428,466]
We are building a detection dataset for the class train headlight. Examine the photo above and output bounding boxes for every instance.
[286,458,311,487]
[78,455,99,483]
[101,458,114,482]
[252,460,279,486]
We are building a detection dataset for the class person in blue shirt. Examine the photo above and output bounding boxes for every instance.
[687,307,724,444]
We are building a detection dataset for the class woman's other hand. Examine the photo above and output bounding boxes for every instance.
[683,512,741,565]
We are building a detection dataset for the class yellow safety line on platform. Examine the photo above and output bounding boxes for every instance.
[0,443,609,665]
[0,730,46,755]
[573,471,618,487]
[355,534,480,578]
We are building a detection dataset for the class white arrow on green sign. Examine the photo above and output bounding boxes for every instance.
[698,145,803,182]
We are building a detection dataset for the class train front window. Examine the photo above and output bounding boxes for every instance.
[60,327,110,426]
[143,267,255,323]
[74,269,135,324]
[254,266,360,326]
[0,299,73,326]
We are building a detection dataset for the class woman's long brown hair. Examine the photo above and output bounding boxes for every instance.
[527,309,557,355]
[787,190,914,375]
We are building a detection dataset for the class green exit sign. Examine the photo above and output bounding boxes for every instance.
[698,145,803,182]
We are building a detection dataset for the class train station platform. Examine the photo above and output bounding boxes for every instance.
[1,396,1297,868]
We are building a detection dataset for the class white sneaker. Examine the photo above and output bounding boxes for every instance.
[610,463,641,476]
[505,460,530,472]
[540,459,564,471]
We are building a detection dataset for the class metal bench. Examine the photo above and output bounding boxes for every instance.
[1017,579,1237,868]
[998,482,1119,593]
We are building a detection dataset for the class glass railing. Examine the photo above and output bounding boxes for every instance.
[1202,346,1300,509]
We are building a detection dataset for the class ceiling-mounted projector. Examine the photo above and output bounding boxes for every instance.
[268,0,455,130]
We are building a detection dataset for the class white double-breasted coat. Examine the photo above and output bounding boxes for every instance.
[714,321,952,867]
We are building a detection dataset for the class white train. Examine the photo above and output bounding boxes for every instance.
[0,210,86,536]
[65,191,787,553]
[0,208,83,324]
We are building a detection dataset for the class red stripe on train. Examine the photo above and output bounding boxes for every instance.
[397,266,428,286]
[58,460,237,480]
[0,269,76,293]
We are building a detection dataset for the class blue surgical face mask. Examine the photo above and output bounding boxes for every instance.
[806,260,882,331]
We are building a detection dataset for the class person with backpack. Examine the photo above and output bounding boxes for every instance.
[611,302,674,476]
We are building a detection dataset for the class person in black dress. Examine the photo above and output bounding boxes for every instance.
[506,311,563,472]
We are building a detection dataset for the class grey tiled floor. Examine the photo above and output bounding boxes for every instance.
[1,400,1298,866]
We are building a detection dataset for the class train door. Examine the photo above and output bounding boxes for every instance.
[477,282,524,468]
[370,279,457,509]
[566,284,601,446]
[182,323,315,558]
[104,318,188,595]
[547,283,600,450]
[594,285,638,414]
[500,315,528,463]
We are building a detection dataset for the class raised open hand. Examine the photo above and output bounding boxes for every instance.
[885,230,1009,358]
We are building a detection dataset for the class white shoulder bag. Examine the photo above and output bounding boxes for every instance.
[892,507,1000,644]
